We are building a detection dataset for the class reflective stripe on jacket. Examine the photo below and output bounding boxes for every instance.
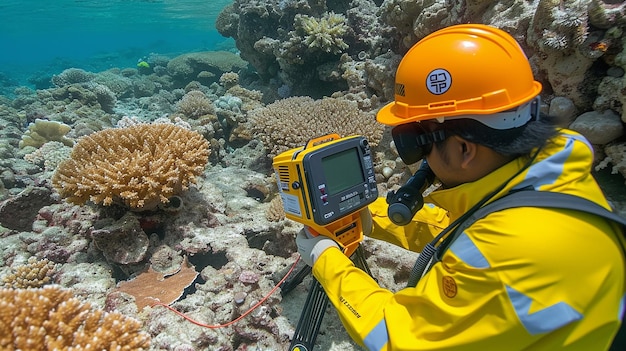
[312,129,626,350]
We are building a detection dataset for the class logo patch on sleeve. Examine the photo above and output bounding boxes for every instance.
[442,276,457,298]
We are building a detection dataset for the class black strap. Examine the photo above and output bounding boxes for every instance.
[468,190,626,228]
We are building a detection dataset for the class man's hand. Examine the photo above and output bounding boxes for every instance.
[296,227,339,267]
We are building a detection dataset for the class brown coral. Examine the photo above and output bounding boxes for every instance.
[248,96,385,157]
[113,257,198,310]
[1,257,56,289]
[176,90,215,118]
[0,285,150,350]
[265,195,285,222]
[19,119,74,149]
[52,124,210,211]
[219,71,240,89]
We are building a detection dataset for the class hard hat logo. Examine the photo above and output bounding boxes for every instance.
[427,69,451,95]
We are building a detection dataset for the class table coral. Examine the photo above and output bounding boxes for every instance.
[0,285,150,350]
[51,123,210,211]
[166,51,248,87]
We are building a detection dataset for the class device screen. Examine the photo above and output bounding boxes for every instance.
[322,147,364,195]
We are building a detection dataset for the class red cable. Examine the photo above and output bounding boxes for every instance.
[151,256,301,329]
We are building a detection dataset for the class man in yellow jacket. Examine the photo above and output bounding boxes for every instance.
[296,24,626,350]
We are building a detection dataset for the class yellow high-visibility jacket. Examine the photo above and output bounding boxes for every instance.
[312,130,626,350]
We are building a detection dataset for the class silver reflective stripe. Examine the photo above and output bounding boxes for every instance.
[506,285,582,335]
[449,232,490,269]
[363,319,388,351]
[513,134,576,191]
[617,294,626,321]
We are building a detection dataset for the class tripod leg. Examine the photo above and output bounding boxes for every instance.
[281,264,312,295]
[289,278,329,351]
[288,245,373,350]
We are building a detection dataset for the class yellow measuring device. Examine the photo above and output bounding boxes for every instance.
[272,134,378,256]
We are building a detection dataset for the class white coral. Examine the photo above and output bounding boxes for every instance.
[296,12,349,54]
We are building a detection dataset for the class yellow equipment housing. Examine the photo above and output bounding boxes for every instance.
[272,134,378,256]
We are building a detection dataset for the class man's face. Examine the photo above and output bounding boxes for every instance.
[420,121,468,189]
[391,120,479,189]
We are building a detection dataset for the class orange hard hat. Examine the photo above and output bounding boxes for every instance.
[377,24,542,126]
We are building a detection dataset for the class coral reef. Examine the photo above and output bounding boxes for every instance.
[248,96,385,157]
[23,141,72,172]
[527,0,600,109]
[51,68,95,87]
[0,2,625,350]
[295,12,349,54]
[176,90,215,118]
[216,0,390,97]
[0,285,150,350]
[1,257,56,289]
[166,51,248,88]
[18,118,74,149]
[51,123,210,211]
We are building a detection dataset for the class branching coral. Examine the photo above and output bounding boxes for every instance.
[295,12,349,54]
[176,90,215,118]
[51,124,210,211]
[0,285,150,350]
[1,257,56,289]
[265,195,285,222]
[248,96,384,157]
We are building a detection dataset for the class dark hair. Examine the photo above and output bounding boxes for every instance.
[437,113,559,157]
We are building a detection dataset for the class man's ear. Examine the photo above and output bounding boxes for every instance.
[453,135,477,169]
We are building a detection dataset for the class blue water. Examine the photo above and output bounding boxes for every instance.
[0,0,235,88]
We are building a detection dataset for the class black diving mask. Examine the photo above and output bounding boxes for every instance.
[391,122,448,165]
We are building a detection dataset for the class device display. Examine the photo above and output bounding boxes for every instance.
[299,136,376,225]
[321,147,365,196]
